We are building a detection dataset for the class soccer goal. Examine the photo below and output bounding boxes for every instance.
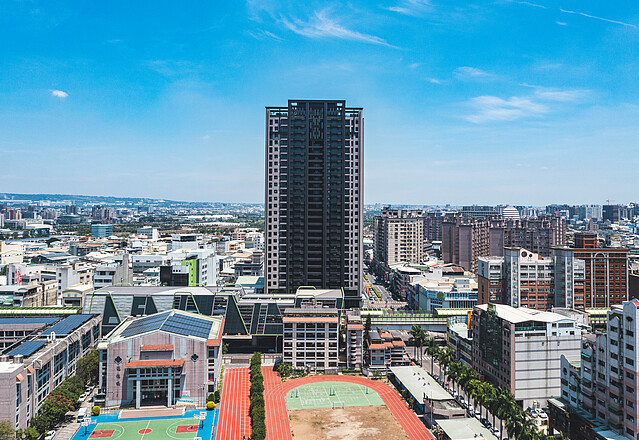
[332,401,345,409]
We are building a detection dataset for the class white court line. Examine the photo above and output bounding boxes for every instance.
[139,420,151,440]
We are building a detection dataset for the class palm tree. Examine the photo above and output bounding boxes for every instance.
[479,382,495,420]
[492,388,515,439]
[464,378,481,411]
[438,348,454,386]
[447,361,461,395]
[504,415,524,440]
[408,325,427,366]
[424,337,438,375]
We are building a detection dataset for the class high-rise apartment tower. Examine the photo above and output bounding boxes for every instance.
[265,100,362,295]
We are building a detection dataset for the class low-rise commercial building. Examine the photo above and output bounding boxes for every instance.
[91,224,113,238]
[367,329,410,369]
[447,322,473,367]
[411,270,478,312]
[389,365,466,420]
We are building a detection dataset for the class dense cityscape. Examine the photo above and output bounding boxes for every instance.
[2,1,638,440]
[1,99,638,440]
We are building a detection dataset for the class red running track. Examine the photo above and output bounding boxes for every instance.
[263,367,434,440]
[217,367,251,439]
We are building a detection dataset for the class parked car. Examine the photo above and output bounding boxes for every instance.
[44,431,56,440]
[474,409,481,419]
[492,428,500,436]
[467,405,474,416]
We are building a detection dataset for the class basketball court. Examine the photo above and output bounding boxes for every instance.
[72,410,215,440]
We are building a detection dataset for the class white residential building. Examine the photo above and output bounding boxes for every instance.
[283,307,339,373]
[472,304,582,408]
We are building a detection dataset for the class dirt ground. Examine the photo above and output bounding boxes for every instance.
[289,405,410,440]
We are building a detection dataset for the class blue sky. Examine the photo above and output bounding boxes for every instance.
[1,0,638,205]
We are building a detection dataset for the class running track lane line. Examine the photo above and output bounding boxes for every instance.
[218,367,251,439]
[262,368,434,440]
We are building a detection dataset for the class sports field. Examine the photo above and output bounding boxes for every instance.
[85,417,201,440]
[285,381,384,410]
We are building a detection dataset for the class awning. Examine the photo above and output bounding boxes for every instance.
[140,344,173,351]
[125,358,184,368]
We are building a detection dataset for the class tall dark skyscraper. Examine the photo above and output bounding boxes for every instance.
[265,100,362,297]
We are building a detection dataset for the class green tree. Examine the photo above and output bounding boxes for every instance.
[408,325,427,367]
[424,337,438,375]
[0,420,14,440]
[363,315,372,366]
[76,349,99,384]
[278,362,292,377]
[15,427,39,440]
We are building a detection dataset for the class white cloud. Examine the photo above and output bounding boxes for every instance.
[556,21,567,26]
[426,77,442,84]
[464,86,588,123]
[248,29,284,41]
[385,0,432,16]
[50,90,68,98]
[202,135,210,140]
[533,87,589,102]
[465,95,548,123]
[281,9,399,48]
[521,84,590,102]
[559,8,637,28]
[507,0,547,9]
[409,63,421,69]
[454,66,493,79]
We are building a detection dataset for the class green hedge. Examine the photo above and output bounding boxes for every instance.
[249,352,265,440]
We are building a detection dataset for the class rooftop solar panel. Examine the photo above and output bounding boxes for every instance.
[121,313,169,338]
[118,311,215,339]
[40,315,94,336]
[7,340,47,357]
[161,314,212,339]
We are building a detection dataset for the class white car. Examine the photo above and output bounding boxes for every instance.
[44,431,56,440]
[474,409,481,419]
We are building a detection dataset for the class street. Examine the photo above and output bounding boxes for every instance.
[412,350,506,438]
[362,269,406,309]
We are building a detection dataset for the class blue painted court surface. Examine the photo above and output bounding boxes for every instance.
[71,409,218,440]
